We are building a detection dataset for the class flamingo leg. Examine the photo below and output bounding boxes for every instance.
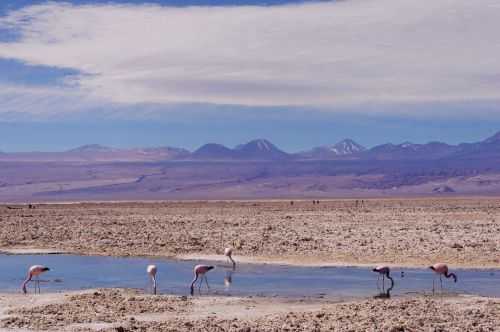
[198,276,203,292]
[432,275,435,295]
[376,274,381,290]
[382,275,385,292]
[440,275,443,293]
[151,277,156,295]
[205,275,210,290]
[230,257,236,270]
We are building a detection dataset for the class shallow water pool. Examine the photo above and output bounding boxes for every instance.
[0,254,498,298]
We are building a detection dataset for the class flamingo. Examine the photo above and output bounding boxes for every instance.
[22,265,50,294]
[190,264,214,295]
[147,264,157,295]
[429,263,457,294]
[372,265,394,291]
[224,247,236,269]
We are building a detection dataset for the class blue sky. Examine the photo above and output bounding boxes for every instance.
[0,0,499,152]
[3,112,500,153]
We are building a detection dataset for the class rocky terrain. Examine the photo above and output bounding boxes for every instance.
[0,289,498,331]
[1,289,191,330]
[0,199,499,268]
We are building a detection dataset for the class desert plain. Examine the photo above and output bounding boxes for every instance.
[0,198,499,331]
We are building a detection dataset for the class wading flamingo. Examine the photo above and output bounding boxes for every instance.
[22,265,50,294]
[372,265,394,291]
[147,265,157,295]
[190,265,214,295]
[429,263,457,294]
[224,247,236,269]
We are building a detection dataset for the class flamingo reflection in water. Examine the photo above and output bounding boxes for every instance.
[373,281,394,299]
[224,269,234,290]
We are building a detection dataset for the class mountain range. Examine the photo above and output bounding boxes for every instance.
[3,132,500,201]
[192,139,289,160]
[2,133,500,162]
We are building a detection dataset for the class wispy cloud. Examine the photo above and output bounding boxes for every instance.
[0,0,499,114]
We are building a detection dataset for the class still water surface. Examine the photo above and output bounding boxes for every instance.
[0,254,498,298]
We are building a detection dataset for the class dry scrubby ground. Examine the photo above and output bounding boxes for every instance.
[104,297,500,332]
[0,289,499,332]
[1,289,191,330]
[1,198,500,267]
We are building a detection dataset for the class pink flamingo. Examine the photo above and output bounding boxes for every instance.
[372,265,394,291]
[224,247,236,269]
[147,265,157,295]
[190,264,214,295]
[22,265,50,294]
[429,263,457,294]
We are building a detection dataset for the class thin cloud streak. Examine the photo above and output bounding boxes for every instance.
[0,0,499,113]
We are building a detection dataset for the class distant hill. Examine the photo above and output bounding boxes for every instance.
[234,139,289,160]
[453,131,500,159]
[483,131,500,144]
[363,141,458,160]
[192,143,236,159]
[192,139,289,160]
[0,145,189,162]
[67,144,117,153]
[298,139,366,159]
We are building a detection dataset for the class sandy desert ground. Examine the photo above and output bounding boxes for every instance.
[0,198,499,268]
[0,198,499,331]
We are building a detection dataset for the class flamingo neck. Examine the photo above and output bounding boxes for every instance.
[445,272,457,282]
[386,275,394,288]
[21,274,32,294]
[190,273,199,295]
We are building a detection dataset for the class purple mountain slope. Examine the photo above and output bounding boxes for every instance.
[192,143,236,159]
[298,139,366,159]
[364,141,458,160]
[234,139,289,160]
[67,144,117,153]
